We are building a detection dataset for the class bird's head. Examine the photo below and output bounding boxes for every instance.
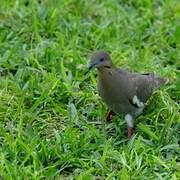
[87,51,112,72]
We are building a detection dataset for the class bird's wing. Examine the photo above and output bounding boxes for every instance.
[116,68,153,106]
[131,73,155,103]
[116,68,167,106]
[129,73,167,104]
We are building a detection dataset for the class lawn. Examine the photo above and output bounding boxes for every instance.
[0,0,180,179]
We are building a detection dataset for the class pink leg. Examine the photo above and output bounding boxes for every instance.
[128,127,133,139]
[106,110,114,122]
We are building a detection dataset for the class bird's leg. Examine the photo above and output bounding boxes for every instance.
[106,109,115,122]
[125,114,134,139]
[127,127,133,139]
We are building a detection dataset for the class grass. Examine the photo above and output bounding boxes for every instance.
[0,0,180,179]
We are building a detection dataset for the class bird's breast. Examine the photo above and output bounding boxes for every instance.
[97,69,136,114]
[97,71,124,107]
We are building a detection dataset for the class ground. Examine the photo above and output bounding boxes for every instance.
[0,0,180,179]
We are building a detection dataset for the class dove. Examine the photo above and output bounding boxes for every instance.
[87,51,167,138]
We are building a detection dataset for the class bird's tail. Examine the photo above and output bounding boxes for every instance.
[153,76,168,91]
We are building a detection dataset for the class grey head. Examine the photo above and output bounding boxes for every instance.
[88,51,113,71]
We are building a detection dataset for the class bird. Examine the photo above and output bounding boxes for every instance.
[87,51,168,138]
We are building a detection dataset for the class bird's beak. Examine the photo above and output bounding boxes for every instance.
[85,60,102,75]
[85,64,93,75]
[85,64,95,75]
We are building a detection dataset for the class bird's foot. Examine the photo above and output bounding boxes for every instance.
[106,110,114,122]
[127,127,133,139]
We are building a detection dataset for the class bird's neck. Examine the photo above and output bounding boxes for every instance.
[97,64,114,72]
[97,66,114,80]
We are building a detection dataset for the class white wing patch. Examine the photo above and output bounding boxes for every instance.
[133,95,144,108]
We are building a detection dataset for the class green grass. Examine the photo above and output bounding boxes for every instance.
[0,0,180,179]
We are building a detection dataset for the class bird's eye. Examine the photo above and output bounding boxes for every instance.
[99,57,104,62]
